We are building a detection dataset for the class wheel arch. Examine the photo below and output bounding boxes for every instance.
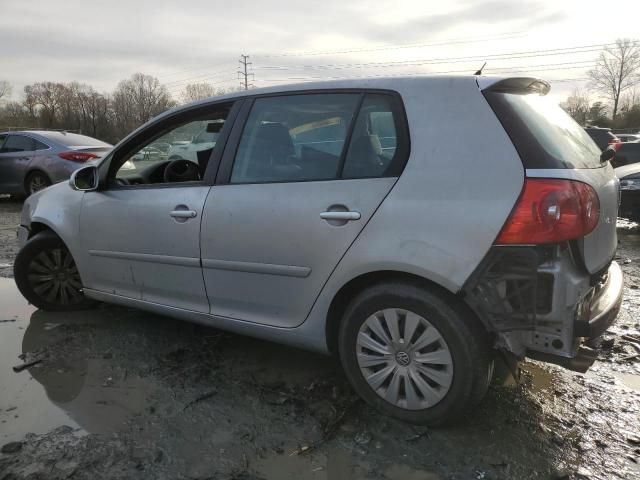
[28,220,60,240]
[324,269,486,356]
[23,169,52,193]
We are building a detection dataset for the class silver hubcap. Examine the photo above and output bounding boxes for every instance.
[30,175,47,193]
[356,308,454,410]
[27,248,84,305]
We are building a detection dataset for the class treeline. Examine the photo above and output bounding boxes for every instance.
[561,38,640,131]
[561,89,640,130]
[0,74,237,144]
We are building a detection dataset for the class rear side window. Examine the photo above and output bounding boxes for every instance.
[34,139,49,150]
[230,92,409,184]
[1,135,35,153]
[342,94,406,179]
[485,92,602,169]
[231,94,360,183]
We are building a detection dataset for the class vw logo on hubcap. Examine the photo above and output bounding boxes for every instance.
[395,351,411,366]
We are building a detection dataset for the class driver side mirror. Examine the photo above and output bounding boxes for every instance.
[69,165,99,191]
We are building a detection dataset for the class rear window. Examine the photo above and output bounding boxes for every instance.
[39,131,111,148]
[615,144,640,167]
[485,92,602,169]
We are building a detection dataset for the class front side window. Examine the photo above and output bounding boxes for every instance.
[2,135,35,153]
[231,94,360,183]
[113,105,231,186]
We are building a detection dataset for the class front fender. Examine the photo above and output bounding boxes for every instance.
[23,182,88,281]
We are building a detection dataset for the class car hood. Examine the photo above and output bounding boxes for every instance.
[615,163,640,179]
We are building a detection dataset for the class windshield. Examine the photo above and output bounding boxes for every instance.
[193,130,218,144]
[485,92,602,169]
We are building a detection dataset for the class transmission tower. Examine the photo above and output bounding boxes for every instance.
[238,54,254,90]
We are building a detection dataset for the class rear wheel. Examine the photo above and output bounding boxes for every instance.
[25,171,51,196]
[14,231,95,311]
[338,281,493,425]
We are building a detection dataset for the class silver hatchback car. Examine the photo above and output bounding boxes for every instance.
[14,76,623,425]
[0,130,111,196]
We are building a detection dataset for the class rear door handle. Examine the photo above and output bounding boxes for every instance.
[320,211,361,221]
[170,210,197,219]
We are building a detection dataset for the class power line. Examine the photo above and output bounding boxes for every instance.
[163,70,238,88]
[155,61,237,80]
[253,32,527,58]
[253,43,615,72]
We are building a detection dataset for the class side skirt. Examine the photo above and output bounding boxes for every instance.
[84,288,329,354]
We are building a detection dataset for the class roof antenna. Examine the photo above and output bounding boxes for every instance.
[474,62,487,76]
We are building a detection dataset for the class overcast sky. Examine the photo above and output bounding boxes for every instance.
[2,0,639,102]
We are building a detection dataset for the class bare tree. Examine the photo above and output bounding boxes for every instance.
[0,80,11,101]
[180,83,220,103]
[588,38,640,119]
[560,88,591,125]
[112,73,175,135]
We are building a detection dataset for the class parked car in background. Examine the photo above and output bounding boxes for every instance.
[615,163,640,220]
[0,130,111,196]
[614,133,640,143]
[611,141,640,168]
[584,127,620,151]
[166,122,223,162]
[14,76,622,425]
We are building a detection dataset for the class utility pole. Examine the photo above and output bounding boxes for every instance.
[238,54,254,90]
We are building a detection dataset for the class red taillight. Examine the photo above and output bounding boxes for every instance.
[495,179,600,245]
[58,151,98,162]
[610,142,622,152]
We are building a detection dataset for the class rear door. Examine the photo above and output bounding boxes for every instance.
[0,134,36,194]
[201,92,409,327]
[483,79,618,274]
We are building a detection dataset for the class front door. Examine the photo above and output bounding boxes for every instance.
[78,102,236,313]
[201,92,409,327]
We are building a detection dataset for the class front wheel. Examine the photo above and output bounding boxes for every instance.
[338,281,493,425]
[14,231,95,311]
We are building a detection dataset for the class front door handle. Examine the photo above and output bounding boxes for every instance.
[170,210,197,219]
[320,211,361,221]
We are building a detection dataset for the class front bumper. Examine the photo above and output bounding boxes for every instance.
[17,225,29,249]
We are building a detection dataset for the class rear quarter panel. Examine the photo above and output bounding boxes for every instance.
[305,77,525,342]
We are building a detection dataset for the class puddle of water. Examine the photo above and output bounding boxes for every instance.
[612,372,640,392]
[0,278,160,443]
[0,278,83,442]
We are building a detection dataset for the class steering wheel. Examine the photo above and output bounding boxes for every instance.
[163,159,201,183]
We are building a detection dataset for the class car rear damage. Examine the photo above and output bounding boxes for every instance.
[462,77,624,372]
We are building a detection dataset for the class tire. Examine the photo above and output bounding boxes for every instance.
[25,171,51,196]
[14,231,95,311]
[338,281,493,426]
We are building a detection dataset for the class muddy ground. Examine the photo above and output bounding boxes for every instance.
[0,195,639,480]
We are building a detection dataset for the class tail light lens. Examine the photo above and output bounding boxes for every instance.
[58,151,98,162]
[495,179,600,245]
